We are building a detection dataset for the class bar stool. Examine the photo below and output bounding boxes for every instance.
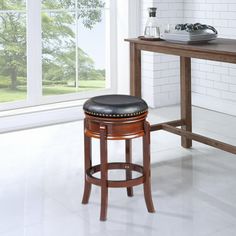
[82,94,155,221]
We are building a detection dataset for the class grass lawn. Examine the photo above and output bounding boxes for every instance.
[0,80,105,103]
[0,88,27,103]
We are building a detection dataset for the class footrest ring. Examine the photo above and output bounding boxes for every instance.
[86,162,144,188]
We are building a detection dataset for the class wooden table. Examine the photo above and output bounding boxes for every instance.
[125,38,236,154]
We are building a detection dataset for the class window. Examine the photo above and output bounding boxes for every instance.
[0,0,116,111]
[0,1,27,104]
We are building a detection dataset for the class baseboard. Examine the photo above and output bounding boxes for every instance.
[0,105,84,133]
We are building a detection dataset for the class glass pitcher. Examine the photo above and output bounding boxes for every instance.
[144,7,160,38]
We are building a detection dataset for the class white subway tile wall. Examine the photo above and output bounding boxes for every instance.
[141,0,236,115]
[184,0,236,115]
[141,0,184,108]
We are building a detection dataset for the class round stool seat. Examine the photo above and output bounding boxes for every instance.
[83,94,148,118]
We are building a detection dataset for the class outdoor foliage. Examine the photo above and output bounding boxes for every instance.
[0,0,105,91]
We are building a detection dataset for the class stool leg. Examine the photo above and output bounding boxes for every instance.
[143,121,155,213]
[82,119,92,204]
[100,125,108,221]
[125,139,134,197]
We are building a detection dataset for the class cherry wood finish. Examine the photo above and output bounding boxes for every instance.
[82,119,92,204]
[143,121,155,212]
[84,113,147,140]
[125,139,133,197]
[82,112,155,221]
[86,163,145,187]
[125,38,236,155]
[100,124,108,221]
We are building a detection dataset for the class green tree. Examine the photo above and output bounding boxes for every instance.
[0,0,105,90]
[0,11,26,89]
[0,0,25,10]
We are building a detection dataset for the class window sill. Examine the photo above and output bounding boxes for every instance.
[0,100,85,133]
[0,99,86,118]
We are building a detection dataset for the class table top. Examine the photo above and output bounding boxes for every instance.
[125,38,236,63]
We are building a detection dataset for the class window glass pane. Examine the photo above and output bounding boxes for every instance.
[77,8,107,91]
[77,0,106,9]
[0,12,27,103]
[42,11,77,96]
[42,1,108,97]
[42,0,75,10]
[0,0,26,10]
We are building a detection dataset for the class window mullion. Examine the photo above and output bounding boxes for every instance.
[27,0,42,105]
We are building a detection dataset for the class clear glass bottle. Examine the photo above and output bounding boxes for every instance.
[144,8,160,38]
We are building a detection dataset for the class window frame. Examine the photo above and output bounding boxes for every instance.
[0,0,117,111]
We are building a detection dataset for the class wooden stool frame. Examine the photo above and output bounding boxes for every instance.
[82,112,155,221]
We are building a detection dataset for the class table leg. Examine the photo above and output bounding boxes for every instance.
[180,56,192,148]
[130,43,141,97]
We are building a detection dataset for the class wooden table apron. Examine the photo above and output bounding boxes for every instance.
[125,38,236,155]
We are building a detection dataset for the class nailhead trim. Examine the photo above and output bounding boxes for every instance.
[84,109,148,118]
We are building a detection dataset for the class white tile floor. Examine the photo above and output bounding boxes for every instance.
[0,106,236,236]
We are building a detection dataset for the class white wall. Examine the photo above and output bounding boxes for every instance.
[184,0,236,116]
[141,0,236,116]
[117,0,141,95]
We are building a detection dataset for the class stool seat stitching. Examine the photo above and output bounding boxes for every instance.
[84,109,148,118]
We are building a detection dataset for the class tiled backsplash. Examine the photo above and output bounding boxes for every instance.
[141,0,236,115]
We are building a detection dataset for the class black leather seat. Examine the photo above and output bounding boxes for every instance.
[83,94,148,118]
